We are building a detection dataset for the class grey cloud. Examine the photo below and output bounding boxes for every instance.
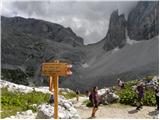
[2,1,137,44]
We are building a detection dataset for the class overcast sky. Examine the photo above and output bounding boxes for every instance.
[1,0,138,44]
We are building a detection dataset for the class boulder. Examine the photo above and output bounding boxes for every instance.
[0,79,51,94]
[145,76,159,89]
[99,89,119,105]
[98,88,110,96]
[4,110,37,119]
[36,103,80,119]
[0,80,33,93]
[36,96,80,119]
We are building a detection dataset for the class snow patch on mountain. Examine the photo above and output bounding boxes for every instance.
[112,47,120,53]
[126,30,140,45]
[126,36,140,45]
[81,63,89,68]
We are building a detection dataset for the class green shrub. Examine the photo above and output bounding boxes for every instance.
[124,80,139,88]
[119,88,137,106]
[1,87,50,118]
[1,69,28,85]
[144,76,154,82]
[117,80,157,106]
[143,89,156,106]
[83,99,93,107]
[59,92,76,99]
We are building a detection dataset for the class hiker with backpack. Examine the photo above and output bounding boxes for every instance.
[117,78,125,89]
[89,86,100,118]
[49,93,54,104]
[136,82,145,110]
[76,89,80,102]
[154,85,159,111]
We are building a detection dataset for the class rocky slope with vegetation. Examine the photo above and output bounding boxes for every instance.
[1,75,158,119]
[0,79,80,119]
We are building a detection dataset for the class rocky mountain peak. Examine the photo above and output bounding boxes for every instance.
[127,1,159,40]
[103,10,127,51]
[1,16,84,47]
[103,1,158,51]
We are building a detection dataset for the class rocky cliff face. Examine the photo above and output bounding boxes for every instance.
[1,16,86,86]
[103,1,159,51]
[127,1,159,40]
[103,10,127,51]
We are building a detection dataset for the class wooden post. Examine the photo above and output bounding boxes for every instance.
[53,60,59,119]
[49,76,53,92]
[53,75,59,119]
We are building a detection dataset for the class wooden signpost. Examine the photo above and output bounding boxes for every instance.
[42,60,72,119]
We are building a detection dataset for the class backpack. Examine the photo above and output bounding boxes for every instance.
[49,95,54,104]
[89,93,93,103]
[76,90,80,95]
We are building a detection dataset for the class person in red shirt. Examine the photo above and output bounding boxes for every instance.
[90,86,100,118]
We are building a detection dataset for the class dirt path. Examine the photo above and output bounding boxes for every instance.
[71,97,159,119]
[76,104,158,119]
